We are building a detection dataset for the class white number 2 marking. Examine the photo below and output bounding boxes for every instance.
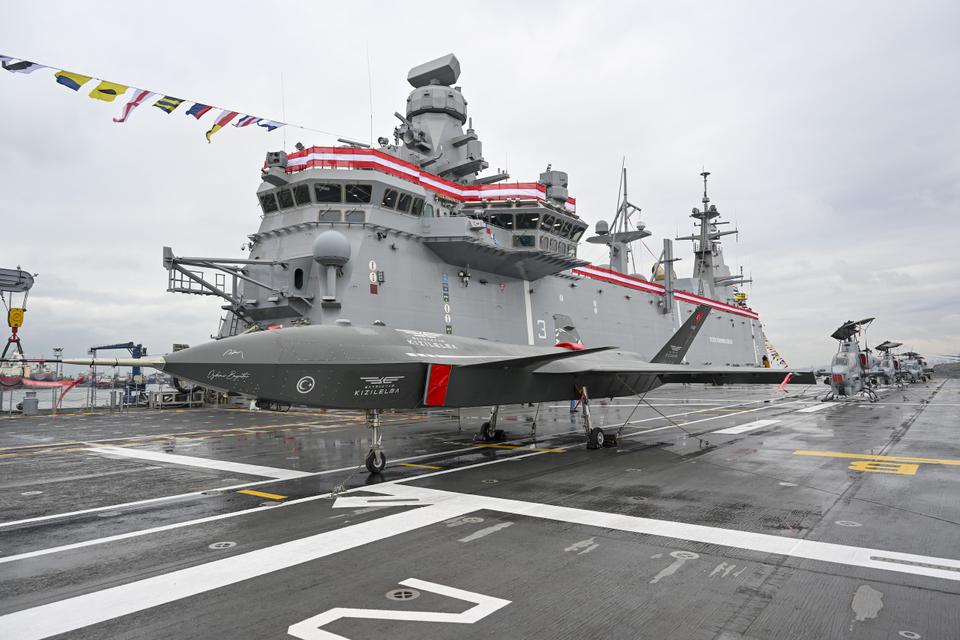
[288,578,510,640]
[536,319,547,340]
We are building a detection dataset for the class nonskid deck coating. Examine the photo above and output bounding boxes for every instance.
[0,380,956,639]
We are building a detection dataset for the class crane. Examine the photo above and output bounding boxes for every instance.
[88,342,148,403]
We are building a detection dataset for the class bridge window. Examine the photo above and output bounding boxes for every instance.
[516,213,540,230]
[397,192,413,213]
[571,226,586,242]
[381,188,398,209]
[489,213,515,229]
[277,189,294,209]
[345,184,372,204]
[423,203,434,217]
[550,238,558,252]
[315,183,342,203]
[513,234,536,248]
[319,210,341,222]
[411,197,424,216]
[540,236,549,250]
[294,268,304,290]
[540,214,557,231]
[259,193,279,214]
[346,210,365,222]
[293,184,312,206]
[560,220,574,238]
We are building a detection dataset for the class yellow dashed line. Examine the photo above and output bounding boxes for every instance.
[398,463,443,470]
[793,450,960,466]
[474,443,565,453]
[237,489,288,500]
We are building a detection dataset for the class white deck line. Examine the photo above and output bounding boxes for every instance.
[86,446,314,480]
[3,481,960,639]
[796,403,839,413]
[711,419,781,435]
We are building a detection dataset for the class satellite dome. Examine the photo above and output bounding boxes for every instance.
[312,230,351,266]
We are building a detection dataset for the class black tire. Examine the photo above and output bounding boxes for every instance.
[587,428,605,449]
[603,433,619,448]
[365,449,386,474]
[480,421,493,441]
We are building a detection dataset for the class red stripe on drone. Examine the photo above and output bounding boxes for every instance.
[424,363,452,406]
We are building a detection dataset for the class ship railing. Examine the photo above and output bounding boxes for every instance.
[168,269,231,297]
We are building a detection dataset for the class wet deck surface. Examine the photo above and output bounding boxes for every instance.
[0,380,957,639]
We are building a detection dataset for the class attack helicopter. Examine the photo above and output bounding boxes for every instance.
[873,341,903,387]
[900,352,931,383]
[824,318,879,401]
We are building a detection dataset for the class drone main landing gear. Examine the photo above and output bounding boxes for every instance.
[580,386,617,449]
[475,405,506,442]
[364,409,386,474]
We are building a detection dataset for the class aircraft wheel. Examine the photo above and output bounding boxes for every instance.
[603,433,619,448]
[479,421,493,441]
[365,449,386,474]
[587,428,605,449]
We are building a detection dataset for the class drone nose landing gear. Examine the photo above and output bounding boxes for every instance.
[364,409,387,474]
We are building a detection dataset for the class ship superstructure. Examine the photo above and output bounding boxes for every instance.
[165,54,765,366]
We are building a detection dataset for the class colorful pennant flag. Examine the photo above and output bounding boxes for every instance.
[89,80,128,102]
[2,58,45,74]
[54,70,92,91]
[256,120,284,132]
[206,109,238,143]
[233,115,260,127]
[154,96,184,113]
[0,54,302,141]
[114,89,155,123]
[185,103,212,119]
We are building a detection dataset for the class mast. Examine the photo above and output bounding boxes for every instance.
[676,171,741,298]
[586,166,649,274]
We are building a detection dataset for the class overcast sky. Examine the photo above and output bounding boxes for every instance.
[1,1,958,368]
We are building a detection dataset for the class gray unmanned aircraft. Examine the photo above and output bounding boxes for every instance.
[66,305,813,473]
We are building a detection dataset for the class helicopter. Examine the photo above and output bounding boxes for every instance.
[900,351,931,383]
[823,317,879,402]
[873,340,904,387]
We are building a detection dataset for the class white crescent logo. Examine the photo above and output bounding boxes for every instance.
[296,376,315,394]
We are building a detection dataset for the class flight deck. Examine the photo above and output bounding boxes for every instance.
[0,379,957,639]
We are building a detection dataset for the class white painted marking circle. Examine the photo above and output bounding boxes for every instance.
[368,260,377,271]
[444,314,451,323]
[835,520,862,527]
[296,376,316,394]
[443,304,451,313]
[670,550,700,559]
[20,491,43,496]
[208,541,236,550]
[898,631,921,639]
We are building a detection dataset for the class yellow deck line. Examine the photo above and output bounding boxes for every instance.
[398,463,443,470]
[474,443,565,453]
[237,489,288,500]
[793,450,960,466]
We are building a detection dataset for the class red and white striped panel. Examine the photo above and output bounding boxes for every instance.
[572,265,760,320]
[280,146,577,213]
